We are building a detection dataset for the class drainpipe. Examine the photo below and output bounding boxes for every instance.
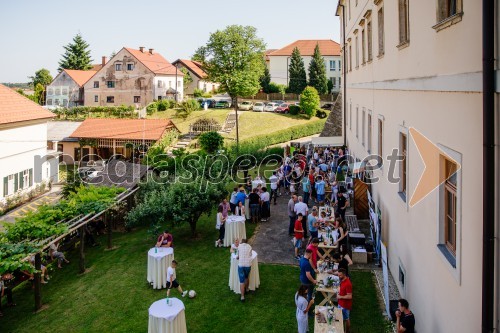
[339,2,347,146]
[481,0,495,332]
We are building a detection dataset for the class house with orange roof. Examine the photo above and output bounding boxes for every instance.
[83,47,183,108]
[172,59,219,97]
[0,84,59,206]
[267,40,342,91]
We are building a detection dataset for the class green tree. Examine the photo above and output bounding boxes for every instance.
[180,67,193,91]
[199,131,224,154]
[308,44,328,94]
[287,47,307,94]
[327,79,334,94]
[58,33,93,71]
[260,66,271,93]
[28,68,53,88]
[300,86,320,118]
[194,25,266,147]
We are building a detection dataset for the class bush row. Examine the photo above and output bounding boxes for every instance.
[53,105,136,119]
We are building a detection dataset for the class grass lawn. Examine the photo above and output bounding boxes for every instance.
[149,109,323,141]
[0,214,387,333]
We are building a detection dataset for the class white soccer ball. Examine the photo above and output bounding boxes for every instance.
[188,290,196,298]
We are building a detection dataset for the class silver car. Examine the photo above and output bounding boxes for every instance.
[238,101,253,111]
[264,102,279,112]
[253,102,265,112]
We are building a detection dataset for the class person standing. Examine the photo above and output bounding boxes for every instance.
[248,188,261,224]
[288,195,298,236]
[294,214,305,260]
[0,273,16,317]
[269,171,279,205]
[237,239,253,302]
[260,187,270,221]
[219,198,230,218]
[306,238,320,271]
[299,248,317,302]
[215,205,226,247]
[337,268,353,333]
[229,187,238,214]
[294,196,309,239]
[301,175,311,206]
[307,208,319,240]
[295,285,315,333]
[235,187,247,217]
[166,260,188,298]
[335,190,348,222]
[315,176,326,204]
[396,298,415,333]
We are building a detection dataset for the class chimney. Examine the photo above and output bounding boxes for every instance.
[149,48,154,55]
[139,46,145,53]
[102,56,107,66]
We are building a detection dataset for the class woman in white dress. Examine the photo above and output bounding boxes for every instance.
[295,284,314,333]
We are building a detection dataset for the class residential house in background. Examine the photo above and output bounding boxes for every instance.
[337,0,498,332]
[0,84,59,204]
[267,40,342,91]
[83,47,183,108]
[47,121,82,164]
[172,59,219,97]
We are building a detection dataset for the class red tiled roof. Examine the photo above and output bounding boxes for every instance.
[125,48,183,76]
[69,118,179,141]
[173,59,207,79]
[64,69,97,87]
[269,40,341,56]
[91,64,103,71]
[265,49,278,61]
[0,84,54,125]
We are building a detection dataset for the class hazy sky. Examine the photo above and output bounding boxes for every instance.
[0,0,340,83]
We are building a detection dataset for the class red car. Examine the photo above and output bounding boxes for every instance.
[274,103,290,114]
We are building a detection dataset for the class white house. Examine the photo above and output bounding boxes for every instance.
[172,59,219,97]
[267,40,342,91]
[337,0,499,332]
[0,84,58,205]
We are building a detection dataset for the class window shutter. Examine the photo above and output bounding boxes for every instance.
[14,173,18,192]
[19,171,24,190]
[3,177,7,196]
[29,169,33,186]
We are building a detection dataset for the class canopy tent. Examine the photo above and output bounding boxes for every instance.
[310,136,344,147]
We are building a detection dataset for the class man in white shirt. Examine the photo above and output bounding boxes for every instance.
[294,196,309,238]
[166,260,188,298]
[237,239,253,302]
[269,171,278,205]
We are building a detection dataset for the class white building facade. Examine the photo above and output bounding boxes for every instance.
[338,0,499,332]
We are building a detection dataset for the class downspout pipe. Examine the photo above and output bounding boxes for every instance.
[341,3,347,147]
[481,0,495,331]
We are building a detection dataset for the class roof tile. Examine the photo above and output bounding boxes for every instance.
[0,84,54,125]
[125,48,183,76]
[269,40,341,56]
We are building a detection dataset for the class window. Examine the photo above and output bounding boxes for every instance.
[63,99,68,106]
[355,35,359,68]
[348,0,351,19]
[399,132,408,199]
[356,107,359,138]
[338,60,341,71]
[332,77,337,88]
[339,77,341,88]
[362,109,366,146]
[7,174,15,195]
[47,99,53,105]
[158,80,163,88]
[62,88,68,95]
[177,80,181,88]
[115,63,122,71]
[158,96,163,100]
[94,81,99,88]
[127,63,134,71]
[106,96,114,103]
[47,88,53,95]
[443,158,458,254]
[348,44,352,71]
[54,99,60,106]
[107,81,115,88]
[378,7,385,56]
[367,20,373,61]
[398,263,406,295]
[367,113,372,152]
[134,96,141,103]
[94,95,98,102]
[349,104,352,130]
[378,118,383,164]
[22,170,29,189]
[434,0,463,30]
[398,0,410,46]
[330,60,336,71]
[361,28,366,65]
[169,81,172,88]
[55,88,61,95]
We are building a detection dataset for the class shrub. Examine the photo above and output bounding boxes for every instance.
[289,105,301,115]
[193,88,204,98]
[176,99,201,119]
[157,99,171,111]
[300,86,320,119]
[199,131,224,154]
[146,103,158,115]
[268,82,287,94]
[316,109,327,119]
[191,118,222,132]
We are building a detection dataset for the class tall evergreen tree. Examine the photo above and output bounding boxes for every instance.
[308,44,328,94]
[287,47,307,94]
[58,33,93,71]
[259,66,271,93]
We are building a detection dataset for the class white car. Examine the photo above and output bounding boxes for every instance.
[253,102,265,112]
[264,102,279,112]
[238,101,253,111]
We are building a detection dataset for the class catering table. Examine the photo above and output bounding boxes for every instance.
[147,247,174,289]
[223,215,247,247]
[316,272,339,306]
[317,230,338,260]
[148,298,187,333]
[228,250,260,294]
[314,306,344,333]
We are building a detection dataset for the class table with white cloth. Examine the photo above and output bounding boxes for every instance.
[228,250,260,294]
[315,272,339,306]
[314,306,344,333]
[252,179,265,189]
[223,215,247,247]
[147,247,175,289]
[148,298,187,333]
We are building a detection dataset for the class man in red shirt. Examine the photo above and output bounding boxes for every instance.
[306,237,320,270]
[294,214,304,260]
[337,268,353,333]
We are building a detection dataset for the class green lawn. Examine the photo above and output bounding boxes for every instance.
[0,214,386,333]
[149,109,322,141]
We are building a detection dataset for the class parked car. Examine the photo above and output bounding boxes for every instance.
[321,103,334,110]
[198,98,217,108]
[215,100,232,108]
[264,102,279,112]
[275,103,290,114]
[272,100,285,105]
[253,102,265,112]
[238,101,253,111]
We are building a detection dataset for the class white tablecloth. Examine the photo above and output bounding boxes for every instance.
[228,250,260,294]
[147,247,174,289]
[223,215,246,247]
[148,298,187,333]
[252,179,265,189]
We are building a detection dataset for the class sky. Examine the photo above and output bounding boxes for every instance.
[0,0,340,83]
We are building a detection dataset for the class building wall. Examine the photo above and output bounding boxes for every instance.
[174,64,219,97]
[46,72,81,107]
[340,0,484,331]
[153,76,183,102]
[83,48,183,107]
[268,55,342,90]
